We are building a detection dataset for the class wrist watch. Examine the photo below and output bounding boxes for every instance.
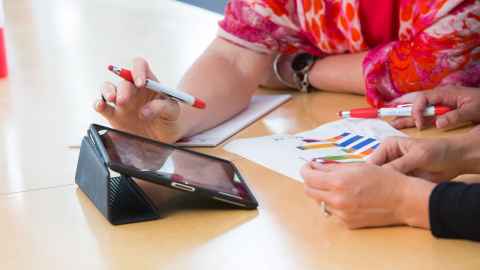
[273,52,318,93]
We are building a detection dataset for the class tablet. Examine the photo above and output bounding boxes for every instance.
[88,124,258,209]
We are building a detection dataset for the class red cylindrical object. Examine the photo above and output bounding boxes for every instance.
[434,106,451,116]
[339,108,378,118]
[0,27,7,78]
[0,0,7,78]
[119,68,133,83]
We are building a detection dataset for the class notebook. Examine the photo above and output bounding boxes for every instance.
[176,94,291,147]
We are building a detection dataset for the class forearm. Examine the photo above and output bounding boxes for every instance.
[398,177,435,229]
[175,38,273,138]
[449,133,480,174]
[309,52,366,95]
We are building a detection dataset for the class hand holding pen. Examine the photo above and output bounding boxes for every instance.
[338,102,453,129]
[94,58,201,143]
[108,65,205,109]
[338,104,451,118]
[386,86,480,130]
[338,85,480,130]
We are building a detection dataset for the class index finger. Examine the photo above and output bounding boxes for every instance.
[412,94,429,129]
[132,57,158,88]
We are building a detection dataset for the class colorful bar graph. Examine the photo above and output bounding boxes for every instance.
[341,148,356,153]
[299,132,380,165]
[302,138,323,143]
[297,143,337,150]
[337,135,363,147]
[359,148,374,156]
[312,158,339,164]
[314,159,365,164]
[321,154,365,161]
[326,132,350,142]
[351,138,376,150]
[303,133,351,144]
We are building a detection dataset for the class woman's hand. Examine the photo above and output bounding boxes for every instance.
[93,38,274,143]
[94,58,183,143]
[301,162,434,229]
[368,136,467,182]
[389,86,480,130]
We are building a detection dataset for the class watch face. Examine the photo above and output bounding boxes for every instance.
[292,53,314,72]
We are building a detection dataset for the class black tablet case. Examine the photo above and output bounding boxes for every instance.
[75,136,159,225]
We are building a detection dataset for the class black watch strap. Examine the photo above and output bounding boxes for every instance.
[291,53,318,93]
[273,52,318,93]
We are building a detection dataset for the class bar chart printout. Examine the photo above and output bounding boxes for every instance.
[224,119,406,182]
[297,132,380,164]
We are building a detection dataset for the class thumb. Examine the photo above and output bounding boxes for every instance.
[411,94,429,129]
[435,109,464,129]
[140,98,180,121]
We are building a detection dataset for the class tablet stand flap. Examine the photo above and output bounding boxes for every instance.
[75,137,159,225]
[107,175,159,225]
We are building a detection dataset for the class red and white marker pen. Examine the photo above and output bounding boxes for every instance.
[338,104,451,118]
[108,65,206,109]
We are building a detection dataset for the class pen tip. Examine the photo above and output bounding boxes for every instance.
[107,65,114,71]
[193,99,206,109]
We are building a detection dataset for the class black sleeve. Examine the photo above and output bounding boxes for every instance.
[429,182,480,241]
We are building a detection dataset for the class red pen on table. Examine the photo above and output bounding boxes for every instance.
[338,104,451,118]
[108,65,206,109]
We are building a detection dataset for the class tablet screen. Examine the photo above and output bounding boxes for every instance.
[98,128,249,199]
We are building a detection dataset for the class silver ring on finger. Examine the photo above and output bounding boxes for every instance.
[320,201,331,217]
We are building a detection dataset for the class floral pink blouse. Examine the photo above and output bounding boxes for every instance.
[218,0,480,107]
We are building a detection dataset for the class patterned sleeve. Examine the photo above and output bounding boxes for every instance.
[363,0,480,107]
[218,0,322,55]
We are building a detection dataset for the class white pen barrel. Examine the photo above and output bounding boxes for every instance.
[378,107,412,117]
[379,106,437,117]
[145,79,195,105]
[423,106,436,116]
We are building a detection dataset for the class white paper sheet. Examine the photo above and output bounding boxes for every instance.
[224,119,407,182]
[176,95,291,147]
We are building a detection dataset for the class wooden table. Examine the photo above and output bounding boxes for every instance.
[1,0,478,269]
